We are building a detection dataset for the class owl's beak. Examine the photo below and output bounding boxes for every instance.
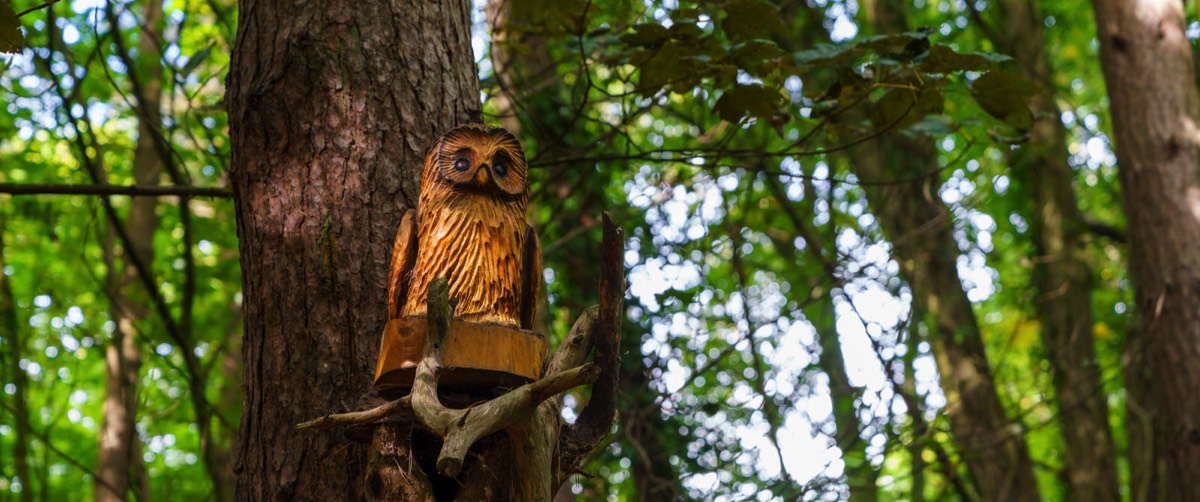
[472,164,492,187]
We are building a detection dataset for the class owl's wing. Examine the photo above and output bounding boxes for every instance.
[387,209,419,319]
[519,224,542,330]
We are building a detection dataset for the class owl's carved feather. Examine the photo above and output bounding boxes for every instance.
[520,224,541,330]
[386,209,418,319]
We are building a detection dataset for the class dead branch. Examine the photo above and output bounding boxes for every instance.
[295,396,413,431]
[557,212,625,481]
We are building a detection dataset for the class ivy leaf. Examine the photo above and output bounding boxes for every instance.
[722,0,786,40]
[971,71,1039,130]
[715,83,781,123]
[0,1,23,54]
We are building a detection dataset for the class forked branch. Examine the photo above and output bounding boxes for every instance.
[412,278,600,478]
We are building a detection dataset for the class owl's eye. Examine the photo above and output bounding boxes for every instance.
[492,159,508,177]
[453,158,471,172]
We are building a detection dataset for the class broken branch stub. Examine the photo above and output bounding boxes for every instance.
[557,212,625,480]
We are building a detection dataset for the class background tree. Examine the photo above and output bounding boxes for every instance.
[1094,0,1200,496]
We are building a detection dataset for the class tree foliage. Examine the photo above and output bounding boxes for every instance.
[0,0,1181,499]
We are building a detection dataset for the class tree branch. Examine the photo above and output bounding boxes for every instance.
[558,212,624,478]
[295,396,413,431]
[0,183,230,198]
[17,0,63,18]
[411,278,600,478]
[1086,219,1127,244]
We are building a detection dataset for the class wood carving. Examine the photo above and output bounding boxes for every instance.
[298,214,626,501]
[376,124,544,390]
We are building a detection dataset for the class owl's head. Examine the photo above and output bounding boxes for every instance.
[423,124,528,200]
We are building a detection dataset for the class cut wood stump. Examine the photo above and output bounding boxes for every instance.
[374,316,547,393]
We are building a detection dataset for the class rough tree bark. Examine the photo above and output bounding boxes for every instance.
[1093,0,1200,497]
[95,1,164,499]
[845,1,1041,498]
[980,2,1120,499]
[226,0,481,498]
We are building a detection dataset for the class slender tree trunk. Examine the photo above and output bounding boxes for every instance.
[845,2,1040,498]
[981,2,1120,499]
[850,125,1039,502]
[226,0,480,498]
[1093,0,1200,496]
[0,219,34,502]
[95,1,165,499]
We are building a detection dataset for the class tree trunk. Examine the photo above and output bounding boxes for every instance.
[95,0,164,499]
[226,0,480,498]
[1093,0,1200,496]
[851,127,1040,502]
[0,219,34,502]
[984,2,1120,499]
[848,2,1040,499]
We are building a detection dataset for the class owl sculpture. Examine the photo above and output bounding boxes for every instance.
[386,124,541,330]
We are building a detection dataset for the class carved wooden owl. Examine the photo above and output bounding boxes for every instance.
[386,124,541,329]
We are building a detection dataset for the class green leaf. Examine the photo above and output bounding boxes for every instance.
[921,45,998,74]
[721,0,786,40]
[621,23,670,47]
[0,1,23,54]
[970,71,1040,130]
[870,88,943,131]
[714,83,781,122]
[179,43,216,76]
[794,43,861,66]
[636,42,688,94]
[730,39,786,74]
[667,22,704,41]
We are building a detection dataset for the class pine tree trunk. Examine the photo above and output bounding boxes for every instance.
[1093,0,1200,496]
[226,0,480,498]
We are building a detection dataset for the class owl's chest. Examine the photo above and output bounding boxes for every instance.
[406,199,525,323]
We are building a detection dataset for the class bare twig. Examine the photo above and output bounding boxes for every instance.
[296,396,413,431]
[17,0,63,17]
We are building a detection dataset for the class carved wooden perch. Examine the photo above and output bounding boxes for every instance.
[294,213,625,500]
